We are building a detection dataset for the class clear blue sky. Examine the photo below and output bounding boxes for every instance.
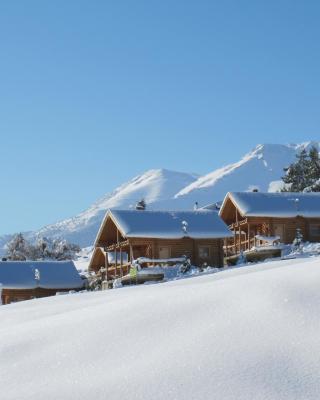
[0,0,320,234]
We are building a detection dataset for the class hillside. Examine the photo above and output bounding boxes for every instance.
[1,256,320,399]
[1,142,319,251]
[22,169,198,248]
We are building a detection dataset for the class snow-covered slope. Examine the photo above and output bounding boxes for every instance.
[1,142,319,251]
[173,142,320,207]
[27,169,198,247]
[1,256,320,400]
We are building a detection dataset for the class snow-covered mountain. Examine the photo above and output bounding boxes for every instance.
[171,142,320,207]
[0,142,319,251]
[25,169,198,248]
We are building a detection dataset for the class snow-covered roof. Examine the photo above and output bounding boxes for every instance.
[221,192,320,218]
[97,209,232,241]
[0,261,83,290]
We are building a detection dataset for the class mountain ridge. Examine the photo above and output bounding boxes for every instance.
[1,142,319,252]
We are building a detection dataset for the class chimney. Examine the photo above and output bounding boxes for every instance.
[193,202,198,210]
[252,188,259,192]
[135,199,146,210]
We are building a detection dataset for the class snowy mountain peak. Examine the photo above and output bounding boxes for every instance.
[173,142,320,206]
[87,168,198,211]
[1,142,319,252]
[24,168,198,248]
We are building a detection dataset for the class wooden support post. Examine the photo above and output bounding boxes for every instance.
[105,251,109,281]
[115,229,119,278]
[120,246,123,277]
[115,248,118,278]
[254,226,257,247]
[130,244,133,263]
[247,223,250,250]
[238,225,241,253]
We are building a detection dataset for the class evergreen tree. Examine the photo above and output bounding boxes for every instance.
[281,147,320,192]
[308,146,320,191]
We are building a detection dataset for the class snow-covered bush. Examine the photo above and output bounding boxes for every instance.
[237,251,247,265]
[292,228,304,253]
[5,233,80,261]
[5,233,29,260]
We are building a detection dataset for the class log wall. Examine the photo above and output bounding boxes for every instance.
[1,288,72,305]
[130,237,224,267]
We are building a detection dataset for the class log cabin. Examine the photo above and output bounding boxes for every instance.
[219,192,320,255]
[89,209,233,281]
[0,260,84,304]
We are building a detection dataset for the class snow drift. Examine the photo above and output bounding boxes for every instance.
[1,256,320,399]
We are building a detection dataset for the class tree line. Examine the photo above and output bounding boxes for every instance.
[4,233,80,261]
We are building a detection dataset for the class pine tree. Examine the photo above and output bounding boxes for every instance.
[308,146,320,191]
[281,148,318,192]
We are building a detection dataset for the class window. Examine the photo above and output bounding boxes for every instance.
[309,224,320,237]
[198,246,210,259]
[159,246,170,259]
[273,224,285,240]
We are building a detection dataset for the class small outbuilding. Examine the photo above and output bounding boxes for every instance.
[89,209,233,281]
[0,261,84,304]
[219,191,320,255]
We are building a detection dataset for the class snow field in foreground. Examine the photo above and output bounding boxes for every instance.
[1,256,320,399]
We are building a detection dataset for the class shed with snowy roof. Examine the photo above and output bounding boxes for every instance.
[219,191,320,255]
[0,261,84,304]
[89,209,232,280]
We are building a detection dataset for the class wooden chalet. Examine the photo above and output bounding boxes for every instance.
[0,261,84,304]
[219,192,320,255]
[89,209,233,281]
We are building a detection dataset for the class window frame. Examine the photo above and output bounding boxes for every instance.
[198,245,211,260]
[309,224,320,237]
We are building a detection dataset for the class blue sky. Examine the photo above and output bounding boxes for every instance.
[0,0,320,234]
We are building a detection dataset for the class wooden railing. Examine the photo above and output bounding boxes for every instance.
[229,218,248,230]
[224,237,256,256]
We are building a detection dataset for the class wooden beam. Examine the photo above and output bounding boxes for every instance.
[106,240,130,252]
[130,245,133,262]
[120,246,123,277]
[105,252,109,281]
[115,244,118,278]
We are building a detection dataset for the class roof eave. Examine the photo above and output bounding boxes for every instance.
[94,210,128,247]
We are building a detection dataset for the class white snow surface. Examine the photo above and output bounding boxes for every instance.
[175,143,309,198]
[0,142,319,252]
[224,191,320,218]
[1,256,320,399]
[99,209,233,241]
[73,246,93,273]
[0,261,83,289]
